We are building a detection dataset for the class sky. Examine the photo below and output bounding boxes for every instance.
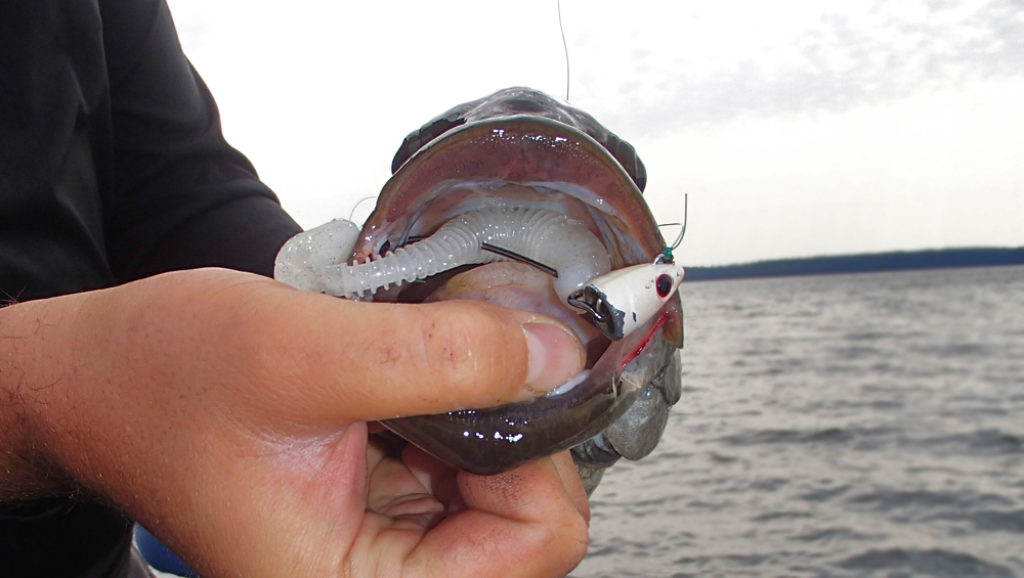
[166,0,1023,267]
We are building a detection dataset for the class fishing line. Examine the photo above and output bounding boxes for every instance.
[348,195,378,222]
[557,0,571,102]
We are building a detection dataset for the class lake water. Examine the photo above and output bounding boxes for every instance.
[573,265,1024,577]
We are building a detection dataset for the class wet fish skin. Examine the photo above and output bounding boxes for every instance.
[572,344,682,494]
[384,310,676,476]
[354,87,683,482]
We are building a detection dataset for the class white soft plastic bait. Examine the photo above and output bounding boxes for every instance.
[274,206,610,302]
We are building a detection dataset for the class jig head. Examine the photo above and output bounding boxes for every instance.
[569,195,688,341]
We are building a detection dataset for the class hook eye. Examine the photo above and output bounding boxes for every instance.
[568,294,605,322]
[568,288,621,341]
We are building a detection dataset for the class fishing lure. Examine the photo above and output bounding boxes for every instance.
[568,195,687,341]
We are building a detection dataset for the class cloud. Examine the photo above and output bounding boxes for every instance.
[166,0,1022,264]
[574,0,1024,137]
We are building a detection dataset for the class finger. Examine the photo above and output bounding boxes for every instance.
[249,284,586,423]
[399,444,464,515]
[407,458,590,577]
[549,451,591,523]
[364,441,445,530]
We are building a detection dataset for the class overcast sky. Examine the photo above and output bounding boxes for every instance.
[166,0,1023,266]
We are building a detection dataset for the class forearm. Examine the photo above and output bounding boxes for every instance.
[0,296,80,501]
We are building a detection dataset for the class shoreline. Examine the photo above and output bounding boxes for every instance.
[685,246,1024,281]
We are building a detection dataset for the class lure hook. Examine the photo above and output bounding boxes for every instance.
[656,193,688,264]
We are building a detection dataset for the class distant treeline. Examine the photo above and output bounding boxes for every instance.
[685,247,1024,281]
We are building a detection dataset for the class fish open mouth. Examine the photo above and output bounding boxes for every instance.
[276,89,682,474]
[356,118,680,473]
[367,181,637,367]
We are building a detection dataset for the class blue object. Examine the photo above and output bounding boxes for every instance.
[133,525,199,578]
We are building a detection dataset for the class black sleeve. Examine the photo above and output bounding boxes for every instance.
[99,0,301,281]
[1,4,305,576]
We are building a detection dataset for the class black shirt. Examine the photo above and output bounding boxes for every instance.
[1,0,302,575]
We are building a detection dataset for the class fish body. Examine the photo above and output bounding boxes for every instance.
[278,87,682,483]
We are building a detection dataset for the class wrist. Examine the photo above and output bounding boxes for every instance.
[0,295,81,501]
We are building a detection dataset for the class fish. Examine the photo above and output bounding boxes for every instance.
[276,87,683,485]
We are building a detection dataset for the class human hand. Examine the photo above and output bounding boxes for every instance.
[5,268,589,577]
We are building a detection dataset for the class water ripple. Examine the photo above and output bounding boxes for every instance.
[574,267,1024,578]
[836,547,1016,577]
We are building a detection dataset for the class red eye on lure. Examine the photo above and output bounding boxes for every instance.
[568,195,688,341]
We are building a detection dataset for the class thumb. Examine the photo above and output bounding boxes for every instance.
[257,287,586,423]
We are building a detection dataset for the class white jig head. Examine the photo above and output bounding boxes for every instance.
[567,260,684,341]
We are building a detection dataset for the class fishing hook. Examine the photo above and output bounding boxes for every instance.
[656,193,688,264]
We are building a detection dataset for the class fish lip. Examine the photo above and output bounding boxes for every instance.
[389,87,647,191]
[356,115,665,270]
